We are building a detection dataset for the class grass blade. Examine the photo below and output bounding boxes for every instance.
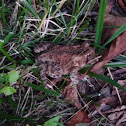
[88,72,126,92]
[77,0,96,19]
[53,31,65,44]
[103,62,126,67]
[103,23,126,47]
[0,48,15,63]
[80,68,126,92]
[1,32,13,47]
[53,0,67,28]
[73,19,90,40]
[94,0,107,49]
[0,112,33,122]
[21,1,38,18]
[72,0,96,39]
[115,55,126,61]
[2,0,6,26]
[0,32,15,63]
[26,82,60,96]
[81,60,126,69]
[66,0,79,37]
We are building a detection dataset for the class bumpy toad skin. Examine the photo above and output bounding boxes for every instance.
[34,42,95,88]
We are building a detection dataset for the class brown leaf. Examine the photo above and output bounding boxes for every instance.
[118,0,126,12]
[63,83,82,109]
[94,96,119,112]
[105,105,126,125]
[90,15,126,72]
[112,79,126,104]
[66,110,91,126]
[105,0,115,15]
[109,68,126,80]
[89,96,119,120]
[91,31,126,72]
[101,15,126,44]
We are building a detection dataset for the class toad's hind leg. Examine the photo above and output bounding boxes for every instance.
[47,62,62,78]
[39,63,48,86]
[69,66,81,84]
[39,67,54,89]
[34,43,54,53]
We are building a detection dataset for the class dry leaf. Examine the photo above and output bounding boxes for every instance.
[91,31,126,72]
[109,68,126,80]
[95,96,119,112]
[89,96,120,124]
[105,0,115,15]
[105,105,126,125]
[117,0,126,12]
[101,15,126,44]
[66,110,91,126]
[63,83,81,109]
[90,15,126,72]
[112,79,126,104]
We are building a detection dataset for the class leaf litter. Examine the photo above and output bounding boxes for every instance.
[1,0,126,126]
[84,0,126,125]
[64,0,126,125]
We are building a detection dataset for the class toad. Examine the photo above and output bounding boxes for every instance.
[34,42,95,89]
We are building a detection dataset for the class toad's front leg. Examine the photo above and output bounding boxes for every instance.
[34,43,54,53]
[39,63,51,88]
[39,67,48,86]
[69,66,81,85]
[39,67,54,89]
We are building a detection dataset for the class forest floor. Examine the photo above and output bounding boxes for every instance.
[1,0,126,126]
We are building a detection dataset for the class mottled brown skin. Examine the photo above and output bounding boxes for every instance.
[34,42,95,88]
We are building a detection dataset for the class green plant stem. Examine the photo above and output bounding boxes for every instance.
[2,0,6,26]
[94,0,107,49]
[0,48,15,63]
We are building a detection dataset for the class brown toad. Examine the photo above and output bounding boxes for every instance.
[34,42,95,88]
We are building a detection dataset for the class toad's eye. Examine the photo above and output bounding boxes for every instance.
[83,49,86,52]
[45,61,49,64]
[87,54,90,57]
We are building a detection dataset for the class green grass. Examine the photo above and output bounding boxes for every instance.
[0,32,14,63]
[0,0,96,125]
[94,0,126,51]
[2,0,6,26]
[103,23,126,47]
[0,0,126,125]
[80,67,126,92]
[94,0,106,49]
